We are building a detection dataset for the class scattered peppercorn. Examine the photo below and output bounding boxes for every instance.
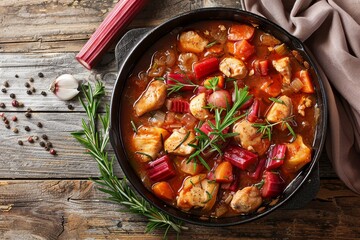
[38,72,44,78]
[4,119,9,124]
[18,102,24,107]
[18,140,23,145]
[29,77,34,83]
[24,126,30,131]
[2,116,7,121]
[1,88,6,93]
[24,82,30,88]
[3,81,9,88]
[15,74,19,78]
[0,103,5,109]
[5,124,10,129]
[46,142,53,148]
[10,93,15,99]
[13,128,19,133]
[45,146,50,151]
[42,134,48,140]
[25,112,31,118]
[12,100,19,107]
[31,87,36,93]
[39,141,45,147]
[41,91,47,96]
[50,149,56,155]
[37,122,43,128]
[67,104,74,110]
[34,136,39,141]
[12,116,17,121]
[26,90,32,95]
[28,136,34,143]
[27,108,32,112]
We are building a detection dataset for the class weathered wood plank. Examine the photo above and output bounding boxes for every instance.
[0,0,243,53]
[0,179,359,239]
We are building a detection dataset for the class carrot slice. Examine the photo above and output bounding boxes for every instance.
[299,70,315,93]
[215,161,234,183]
[228,24,255,41]
[152,181,175,201]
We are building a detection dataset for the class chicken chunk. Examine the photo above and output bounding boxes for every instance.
[272,57,292,84]
[266,95,293,124]
[219,57,248,79]
[297,96,312,116]
[233,120,270,155]
[282,135,311,172]
[134,80,167,117]
[164,127,197,156]
[177,174,219,211]
[230,186,262,213]
[179,31,209,53]
[133,126,169,162]
[189,93,212,120]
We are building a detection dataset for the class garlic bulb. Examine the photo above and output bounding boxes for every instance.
[50,74,79,100]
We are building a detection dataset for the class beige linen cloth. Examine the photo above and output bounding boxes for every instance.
[243,0,360,193]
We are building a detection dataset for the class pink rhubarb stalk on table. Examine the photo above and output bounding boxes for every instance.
[76,0,149,69]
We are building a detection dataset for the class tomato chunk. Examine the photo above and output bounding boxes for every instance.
[234,40,255,60]
[228,24,255,41]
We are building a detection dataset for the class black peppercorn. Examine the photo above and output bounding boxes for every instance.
[29,77,34,83]
[13,128,19,133]
[24,126,30,131]
[39,141,45,147]
[25,112,31,118]
[46,142,53,148]
[18,140,23,145]
[45,146,50,151]
[3,81,9,88]
[38,72,44,78]
[24,82,30,88]
[0,103,5,109]
[10,93,15,99]
[41,91,47,96]
[67,104,74,110]
[26,90,32,95]
[31,87,36,93]
[5,124,10,129]
[37,122,43,128]
[4,119,9,124]
[27,108,32,112]
[42,134,48,140]
[1,88,6,93]
[15,74,19,78]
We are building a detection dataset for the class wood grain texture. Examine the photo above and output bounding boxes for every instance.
[0,179,359,239]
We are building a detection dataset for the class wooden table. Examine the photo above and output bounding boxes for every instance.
[0,1,359,239]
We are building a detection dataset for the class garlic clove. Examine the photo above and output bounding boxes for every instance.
[50,74,80,100]
[55,88,80,101]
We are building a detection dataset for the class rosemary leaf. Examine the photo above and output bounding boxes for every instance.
[205,40,218,48]
[130,120,138,133]
[269,97,285,105]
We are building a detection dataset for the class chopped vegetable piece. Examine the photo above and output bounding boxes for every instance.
[180,158,203,175]
[247,98,260,123]
[254,60,269,76]
[265,144,286,170]
[215,161,233,183]
[203,75,225,90]
[199,120,229,139]
[152,181,175,201]
[166,98,190,113]
[224,145,258,171]
[261,171,285,198]
[239,96,254,110]
[193,57,219,79]
[147,155,176,182]
[282,135,311,172]
[234,40,255,60]
[228,24,255,41]
[299,70,315,93]
[166,73,196,91]
[248,157,266,180]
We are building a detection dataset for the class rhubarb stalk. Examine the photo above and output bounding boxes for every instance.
[76,0,149,70]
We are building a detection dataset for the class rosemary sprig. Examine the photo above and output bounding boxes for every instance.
[269,97,285,105]
[252,116,296,141]
[71,81,185,239]
[204,76,219,92]
[188,84,251,170]
[130,120,138,133]
[167,78,199,96]
[205,40,218,48]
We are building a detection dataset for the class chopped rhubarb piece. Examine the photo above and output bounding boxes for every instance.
[199,120,229,139]
[254,60,269,76]
[248,157,266,180]
[76,0,149,69]
[193,57,219,79]
[166,73,196,91]
[229,168,241,191]
[247,98,260,122]
[261,171,285,198]
[234,40,255,60]
[224,145,258,171]
[166,99,189,113]
[147,155,176,182]
[265,144,286,171]
[228,24,255,41]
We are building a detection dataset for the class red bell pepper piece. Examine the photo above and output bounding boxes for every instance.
[234,40,255,60]
[224,145,258,171]
[193,57,219,79]
[248,157,266,180]
[166,73,196,91]
[265,144,286,171]
[261,171,285,198]
[147,155,176,182]
[247,98,260,123]
[166,99,189,113]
